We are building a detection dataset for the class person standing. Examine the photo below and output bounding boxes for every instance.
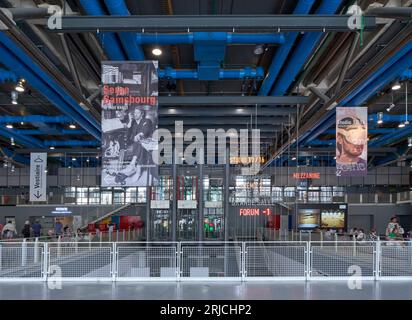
[22,221,31,239]
[55,219,63,238]
[386,216,404,244]
[32,220,42,238]
[2,220,17,239]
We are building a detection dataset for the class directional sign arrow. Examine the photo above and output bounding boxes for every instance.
[34,190,43,199]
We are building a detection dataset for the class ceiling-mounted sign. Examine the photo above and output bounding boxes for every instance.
[178,200,197,209]
[151,200,170,209]
[29,153,47,202]
[292,172,320,179]
[205,201,223,208]
[51,207,73,215]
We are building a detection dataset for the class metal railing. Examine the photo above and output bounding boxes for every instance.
[0,240,411,282]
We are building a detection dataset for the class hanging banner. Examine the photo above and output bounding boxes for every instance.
[336,107,367,177]
[29,152,47,202]
[101,61,158,187]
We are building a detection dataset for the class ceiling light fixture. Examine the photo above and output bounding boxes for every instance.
[10,137,14,146]
[72,157,76,161]
[398,122,406,128]
[408,137,412,147]
[11,91,18,105]
[291,156,297,161]
[253,44,264,55]
[377,112,384,124]
[69,123,76,129]
[386,103,395,112]
[392,81,401,91]
[6,124,13,129]
[15,79,25,92]
[49,146,55,150]
[152,48,162,56]
[20,122,24,125]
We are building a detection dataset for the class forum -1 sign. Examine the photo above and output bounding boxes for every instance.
[239,208,272,216]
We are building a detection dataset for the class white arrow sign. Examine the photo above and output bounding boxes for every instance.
[30,153,47,202]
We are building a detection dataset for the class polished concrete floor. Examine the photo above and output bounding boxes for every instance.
[0,281,412,300]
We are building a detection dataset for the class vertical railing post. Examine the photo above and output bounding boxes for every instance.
[128,228,131,241]
[306,241,310,281]
[99,231,103,247]
[74,237,78,254]
[57,236,61,258]
[88,233,92,250]
[291,230,294,241]
[177,242,181,282]
[112,242,117,282]
[309,231,312,243]
[299,230,302,243]
[353,235,356,257]
[42,242,48,282]
[108,231,112,242]
[34,237,39,264]
[21,239,27,267]
[116,229,119,242]
[123,230,125,242]
[375,238,381,280]
[242,242,246,281]
[320,231,323,248]
[334,233,338,253]
[0,243,2,271]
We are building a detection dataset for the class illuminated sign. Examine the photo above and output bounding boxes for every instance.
[230,156,266,165]
[51,207,72,215]
[292,172,321,179]
[239,208,272,216]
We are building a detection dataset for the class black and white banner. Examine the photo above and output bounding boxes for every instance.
[29,152,47,202]
[101,61,158,187]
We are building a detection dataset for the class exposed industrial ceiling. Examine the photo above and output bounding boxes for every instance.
[0,0,410,169]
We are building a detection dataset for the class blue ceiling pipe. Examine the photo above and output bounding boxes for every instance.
[15,129,87,135]
[78,0,126,60]
[0,115,71,123]
[103,0,145,60]
[297,45,412,150]
[399,69,412,80]
[258,0,315,96]
[340,44,412,105]
[1,147,30,165]
[325,128,398,135]
[0,127,43,148]
[0,33,101,140]
[136,32,285,45]
[0,68,17,82]
[271,0,343,96]
[159,66,264,79]
[346,55,412,106]
[45,140,100,147]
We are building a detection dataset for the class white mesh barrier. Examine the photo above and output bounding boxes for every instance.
[309,241,376,279]
[47,242,113,279]
[116,242,178,280]
[0,242,44,280]
[180,242,242,280]
[2,240,412,281]
[245,242,307,279]
[379,241,412,278]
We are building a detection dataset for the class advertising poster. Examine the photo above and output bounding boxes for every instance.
[101,61,158,187]
[336,107,368,177]
[320,209,346,229]
[298,209,320,229]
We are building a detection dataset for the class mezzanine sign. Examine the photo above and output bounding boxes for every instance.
[292,172,321,179]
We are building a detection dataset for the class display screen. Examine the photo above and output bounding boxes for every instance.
[298,209,320,229]
[320,209,346,229]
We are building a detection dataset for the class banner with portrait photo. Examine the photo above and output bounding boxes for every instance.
[101,61,158,187]
[336,107,367,177]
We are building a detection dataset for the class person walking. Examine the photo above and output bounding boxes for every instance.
[22,221,31,239]
[2,220,17,239]
[55,219,63,238]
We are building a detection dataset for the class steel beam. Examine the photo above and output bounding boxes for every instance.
[159,106,296,116]
[159,95,309,105]
[159,117,284,125]
[56,15,377,32]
